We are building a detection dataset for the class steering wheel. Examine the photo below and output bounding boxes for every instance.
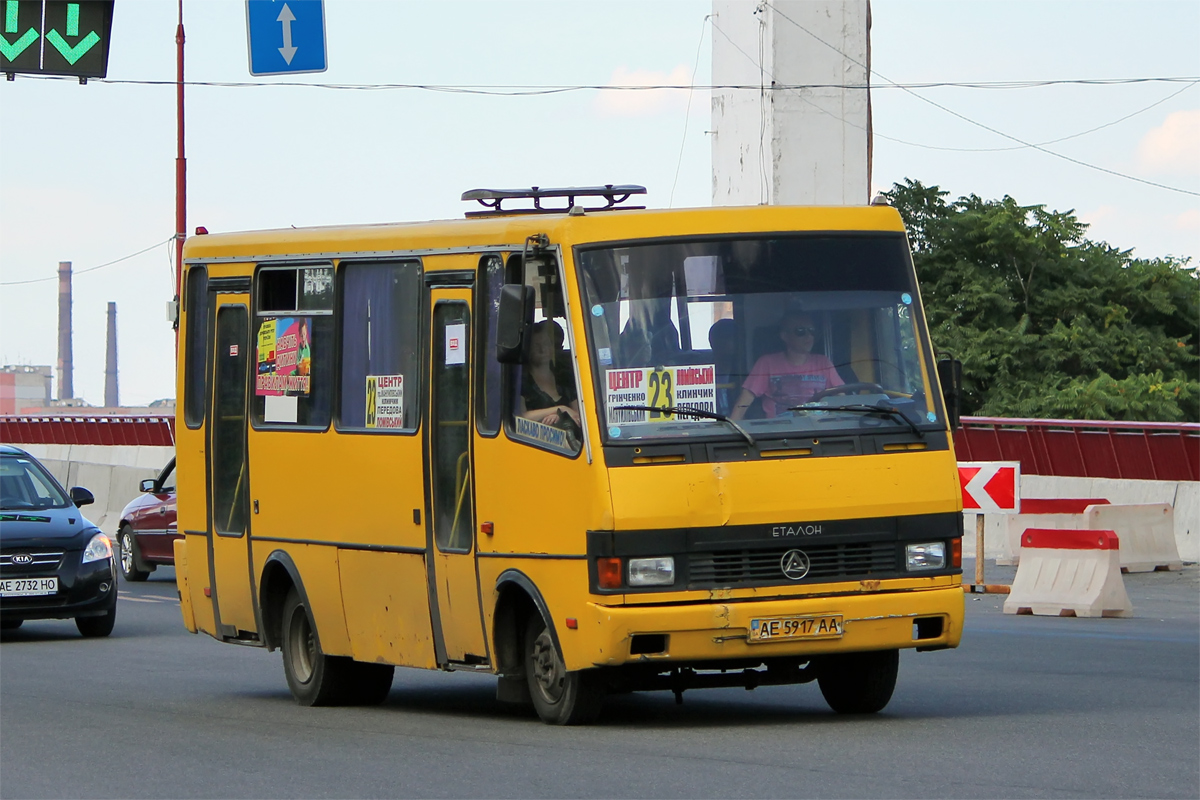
[809,382,888,403]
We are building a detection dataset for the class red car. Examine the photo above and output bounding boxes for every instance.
[116,458,177,582]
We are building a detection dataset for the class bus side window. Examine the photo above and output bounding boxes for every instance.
[251,265,335,429]
[503,253,582,457]
[475,254,504,436]
[338,260,422,432]
[183,266,208,428]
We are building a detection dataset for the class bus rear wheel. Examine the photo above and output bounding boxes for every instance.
[817,649,899,714]
[280,588,393,706]
[523,615,604,725]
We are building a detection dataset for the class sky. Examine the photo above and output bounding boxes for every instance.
[1,0,1197,407]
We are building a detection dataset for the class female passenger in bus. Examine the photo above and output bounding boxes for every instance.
[729,311,843,420]
[518,321,582,429]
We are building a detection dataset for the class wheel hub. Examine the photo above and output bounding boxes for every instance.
[287,607,315,683]
[531,630,564,701]
[120,534,134,574]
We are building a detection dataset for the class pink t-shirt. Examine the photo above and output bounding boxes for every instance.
[742,352,844,416]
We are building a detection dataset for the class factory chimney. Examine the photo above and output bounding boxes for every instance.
[57,261,73,401]
[105,302,119,408]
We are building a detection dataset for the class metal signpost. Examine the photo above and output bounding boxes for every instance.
[1,0,115,80]
[245,0,325,76]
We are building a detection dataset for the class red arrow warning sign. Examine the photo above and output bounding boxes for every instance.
[958,462,1021,512]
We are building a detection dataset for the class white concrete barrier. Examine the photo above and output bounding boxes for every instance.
[997,499,1110,566]
[1004,529,1133,618]
[1085,503,1182,573]
[1024,476,1198,564]
[962,476,1198,564]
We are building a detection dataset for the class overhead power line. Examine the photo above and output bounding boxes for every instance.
[11,73,1200,93]
[0,237,174,287]
[761,2,1199,198]
[670,14,711,208]
[887,79,1198,153]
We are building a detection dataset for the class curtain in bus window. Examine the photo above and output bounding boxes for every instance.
[184,267,209,428]
[477,256,504,434]
[340,262,420,430]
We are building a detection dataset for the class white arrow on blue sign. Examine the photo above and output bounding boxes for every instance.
[246,0,327,76]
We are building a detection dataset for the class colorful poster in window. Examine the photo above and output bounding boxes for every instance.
[365,374,404,429]
[605,365,717,425]
[256,317,312,397]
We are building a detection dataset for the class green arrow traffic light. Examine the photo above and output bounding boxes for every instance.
[45,3,98,64]
[1,0,112,78]
[0,0,38,62]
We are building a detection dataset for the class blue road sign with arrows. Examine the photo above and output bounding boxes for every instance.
[246,0,326,76]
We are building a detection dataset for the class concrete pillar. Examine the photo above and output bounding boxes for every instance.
[57,261,73,401]
[105,302,119,408]
[712,0,871,206]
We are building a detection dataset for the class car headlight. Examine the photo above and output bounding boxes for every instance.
[82,533,113,564]
[905,542,946,571]
[628,556,675,587]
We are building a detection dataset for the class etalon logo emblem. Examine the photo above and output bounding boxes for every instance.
[12,553,33,565]
[780,549,810,580]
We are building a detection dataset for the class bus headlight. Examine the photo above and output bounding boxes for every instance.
[628,557,675,587]
[905,542,946,571]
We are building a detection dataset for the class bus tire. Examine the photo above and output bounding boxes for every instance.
[347,662,395,705]
[817,649,899,714]
[523,615,604,725]
[281,587,352,706]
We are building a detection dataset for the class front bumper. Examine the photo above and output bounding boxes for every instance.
[576,585,964,669]
[0,556,117,622]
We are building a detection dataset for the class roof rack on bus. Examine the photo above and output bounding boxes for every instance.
[460,185,647,217]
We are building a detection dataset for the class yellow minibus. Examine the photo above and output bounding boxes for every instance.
[173,186,965,724]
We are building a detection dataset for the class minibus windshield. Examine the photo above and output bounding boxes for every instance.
[576,234,943,444]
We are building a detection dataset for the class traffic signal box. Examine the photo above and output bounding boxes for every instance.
[1,0,114,79]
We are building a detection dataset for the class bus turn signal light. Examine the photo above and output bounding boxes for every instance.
[951,538,962,568]
[597,557,622,589]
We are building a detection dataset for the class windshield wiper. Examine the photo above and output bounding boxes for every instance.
[789,402,925,438]
[613,405,756,447]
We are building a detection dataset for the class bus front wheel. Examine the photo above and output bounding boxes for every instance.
[817,649,899,714]
[523,615,605,725]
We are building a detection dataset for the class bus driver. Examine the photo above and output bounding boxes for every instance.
[729,311,843,420]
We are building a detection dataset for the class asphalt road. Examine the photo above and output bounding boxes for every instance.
[2,562,1197,799]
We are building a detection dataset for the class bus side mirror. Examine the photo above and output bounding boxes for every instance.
[496,284,535,364]
[936,358,963,431]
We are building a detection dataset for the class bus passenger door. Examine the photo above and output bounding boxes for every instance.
[207,297,256,638]
[426,290,488,664]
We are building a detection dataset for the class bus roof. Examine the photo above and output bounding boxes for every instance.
[181,204,906,264]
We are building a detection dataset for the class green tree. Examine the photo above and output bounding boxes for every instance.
[885,179,1199,422]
